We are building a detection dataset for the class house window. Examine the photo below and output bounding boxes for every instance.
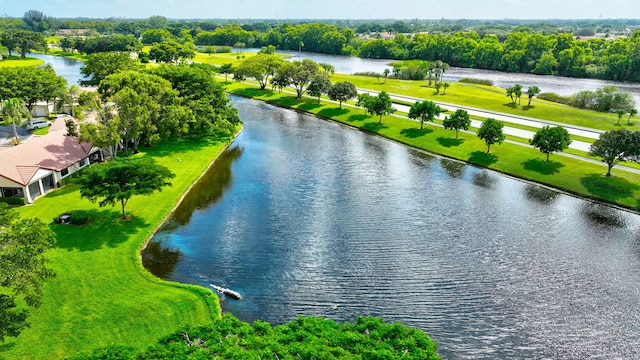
[61,168,69,177]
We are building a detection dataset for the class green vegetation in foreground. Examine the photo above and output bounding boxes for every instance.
[227,83,640,211]
[2,134,239,359]
[74,314,440,359]
[330,73,636,132]
[0,56,45,67]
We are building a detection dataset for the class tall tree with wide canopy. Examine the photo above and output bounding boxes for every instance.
[0,98,30,144]
[306,73,332,103]
[235,54,285,90]
[589,129,639,176]
[442,109,471,138]
[529,125,572,161]
[78,157,175,219]
[477,118,505,153]
[408,100,442,130]
[327,81,357,108]
[279,59,320,98]
[98,70,188,152]
[364,91,396,123]
[0,65,67,113]
[0,203,56,342]
[151,64,240,135]
[80,52,141,86]
[0,30,46,59]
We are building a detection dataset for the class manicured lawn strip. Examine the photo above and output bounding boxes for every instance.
[0,56,45,67]
[45,49,89,62]
[3,134,238,359]
[227,83,640,211]
[330,74,636,132]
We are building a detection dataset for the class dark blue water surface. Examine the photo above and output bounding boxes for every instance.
[143,95,640,359]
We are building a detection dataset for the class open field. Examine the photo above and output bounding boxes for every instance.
[1,133,240,359]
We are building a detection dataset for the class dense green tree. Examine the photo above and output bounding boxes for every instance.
[80,52,141,86]
[0,98,30,143]
[442,109,471,138]
[477,118,505,153]
[235,53,286,90]
[148,40,195,63]
[78,157,175,219]
[22,10,55,32]
[147,15,168,29]
[589,129,639,176]
[592,86,635,112]
[141,29,172,45]
[82,35,141,54]
[0,65,67,112]
[99,71,187,151]
[364,91,396,123]
[327,81,357,108]
[0,29,46,59]
[529,125,572,161]
[151,64,239,135]
[408,100,443,130]
[278,59,320,98]
[0,203,56,342]
[306,73,332,103]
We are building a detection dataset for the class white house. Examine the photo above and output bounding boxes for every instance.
[0,116,102,204]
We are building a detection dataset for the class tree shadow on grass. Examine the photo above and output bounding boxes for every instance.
[400,128,432,138]
[437,137,463,147]
[232,87,276,98]
[503,102,519,109]
[142,136,231,158]
[297,102,324,112]
[318,107,349,118]
[348,114,369,122]
[467,151,498,167]
[521,158,564,175]
[522,105,534,111]
[362,122,388,133]
[580,174,640,202]
[52,208,149,252]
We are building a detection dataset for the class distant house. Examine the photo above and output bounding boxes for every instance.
[0,116,102,204]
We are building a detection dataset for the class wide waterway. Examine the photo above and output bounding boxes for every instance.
[143,95,640,359]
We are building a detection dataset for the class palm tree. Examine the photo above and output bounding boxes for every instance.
[383,68,390,83]
[526,85,540,106]
[616,109,625,125]
[57,84,80,116]
[1,98,30,144]
[628,108,637,125]
[442,82,450,94]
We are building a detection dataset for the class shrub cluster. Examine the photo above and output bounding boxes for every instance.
[458,77,494,86]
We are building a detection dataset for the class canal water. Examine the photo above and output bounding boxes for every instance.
[143,95,640,359]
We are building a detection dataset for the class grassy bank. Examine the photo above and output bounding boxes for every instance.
[226,83,640,212]
[1,133,239,359]
[331,74,635,132]
[0,56,45,67]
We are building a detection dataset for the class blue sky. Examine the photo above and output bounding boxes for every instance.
[1,0,638,19]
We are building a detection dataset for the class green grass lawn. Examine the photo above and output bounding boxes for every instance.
[331,74,636,132]
[1,133,239,359]
[45,49,89,62]
[227,83,640,211]
[0,56,45,67]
